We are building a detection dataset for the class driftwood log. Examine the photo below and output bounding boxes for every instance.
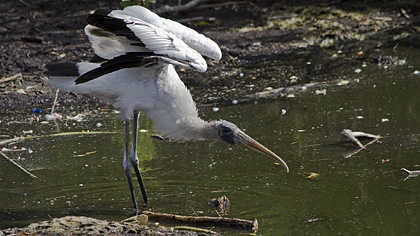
[140,211,258,231]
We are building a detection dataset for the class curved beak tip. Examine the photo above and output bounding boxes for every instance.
[236,131,289,173]
[275,162,290,173]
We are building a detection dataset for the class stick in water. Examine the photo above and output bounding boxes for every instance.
[0,151,38,179]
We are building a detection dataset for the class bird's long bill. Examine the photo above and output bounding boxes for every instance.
[235,130,289,173]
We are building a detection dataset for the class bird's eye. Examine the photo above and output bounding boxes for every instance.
[221,127,231,134]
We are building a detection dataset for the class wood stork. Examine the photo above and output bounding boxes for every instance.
[45,6,289,211]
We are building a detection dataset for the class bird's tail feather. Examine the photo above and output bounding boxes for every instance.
[44,63,79,76]
[45,62,101,93]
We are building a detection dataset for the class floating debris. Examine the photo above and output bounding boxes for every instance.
[381,118,389,122]
[306,172,320,179]
[281,109,287,115]
[213,107,219,112]
[209,195,230,215]
[208,195,230,208]
[73,151,97,157]
[303,218,325,224]
[413,70,420,75]
[354,68,362,73]
[315,89,326,95]
[232,100,238,105]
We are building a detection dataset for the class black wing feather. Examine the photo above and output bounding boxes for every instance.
[75,52,155,84]
[88,11,145,46]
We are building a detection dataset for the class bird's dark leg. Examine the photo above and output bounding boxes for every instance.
[130,111,149,209]
[123,118,138,212]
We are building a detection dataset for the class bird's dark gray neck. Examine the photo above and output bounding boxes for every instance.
[185,120,219,141]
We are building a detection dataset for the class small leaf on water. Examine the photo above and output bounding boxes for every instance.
[306,172,320,179]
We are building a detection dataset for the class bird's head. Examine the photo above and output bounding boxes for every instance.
[211,120,289,172]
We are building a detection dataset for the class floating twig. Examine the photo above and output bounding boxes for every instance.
[0,151,38,179]
[387,185,416,193]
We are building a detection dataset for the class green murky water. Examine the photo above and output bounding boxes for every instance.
[2,45,420,235]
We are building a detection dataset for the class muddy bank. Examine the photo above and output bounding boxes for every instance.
[1,0,420,108]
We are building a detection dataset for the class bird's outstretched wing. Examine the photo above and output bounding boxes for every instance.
[109,6,221,60]
[83,6,221,76]
[75,52,192,84]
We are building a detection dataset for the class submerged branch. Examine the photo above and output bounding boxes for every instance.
[401,168,420,181]
[341,129,381,149]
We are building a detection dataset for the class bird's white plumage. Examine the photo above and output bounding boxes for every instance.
[49,63,208,141]
[125,19,207,72]
[84,25,148,60]
[109,6,222,60]
[51,6,224,140]
[85,5,221,72]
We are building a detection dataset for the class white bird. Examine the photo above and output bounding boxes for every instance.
[45,6,288,211]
